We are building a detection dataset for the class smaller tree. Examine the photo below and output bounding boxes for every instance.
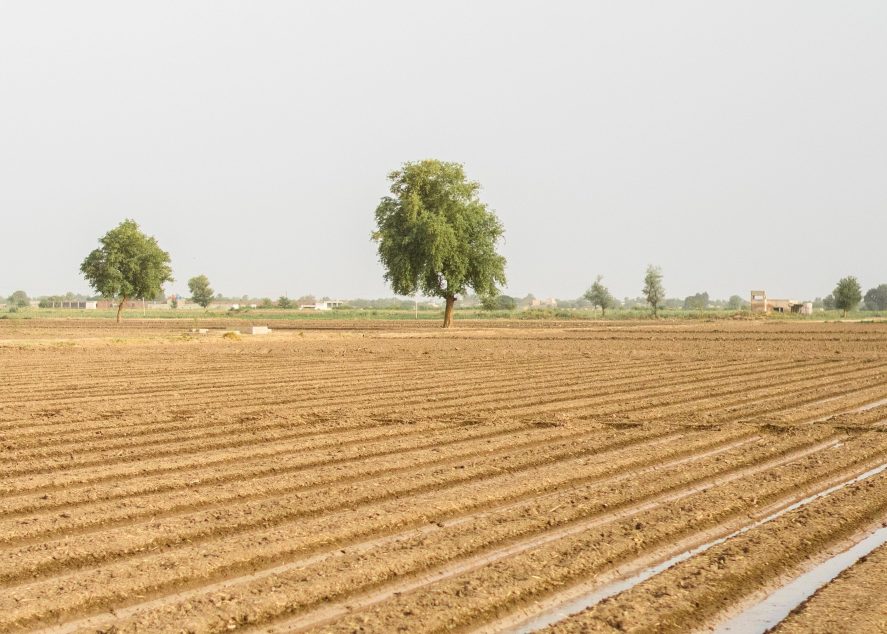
[682,291,709,311]
[80,219,173,322]
[863,284,887,311]
[188,275,214,310]
[7,290,29,308]
[642,265,665,317]
[823,294,836,310]
[584,275,615,316]
[277,296,293,309]
[833,276,862,317]
[727,295,744,310]
[481,294,517,310]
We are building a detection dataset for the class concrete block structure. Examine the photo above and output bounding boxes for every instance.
[750,290,812,315]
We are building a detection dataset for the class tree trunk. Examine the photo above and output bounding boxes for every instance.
[443,296,456,328]
[116,297,126,323]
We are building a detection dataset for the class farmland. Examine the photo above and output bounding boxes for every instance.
[1,318,886,633]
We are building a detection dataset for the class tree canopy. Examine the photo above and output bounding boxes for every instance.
[584,275,615,316]
[863,284,887,311]
[372,160,506,327]
[833,276,862,316]
[683,291,709,311]
[7,290,29,308]
[642,265,665,317]
[80,219,173,322]
[481,294,516,311]
[188,275,214,310]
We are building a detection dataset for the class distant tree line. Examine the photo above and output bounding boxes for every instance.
[9,158,887,325]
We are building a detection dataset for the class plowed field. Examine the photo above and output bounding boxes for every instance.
[1,319,885,633]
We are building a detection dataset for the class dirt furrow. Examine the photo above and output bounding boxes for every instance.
[487,363,885,421]
[0,355,708,454]
[1,358,820,479]
[540,472,887,633]
[0,354,601,434]
[769,542,887,633]
[0,421,648,544]
[413,358,847,418]
[0,428,756,592]
[283,435,887,634]
[0,419,566,517]
[53,432,886,634]
[3,428,830,631]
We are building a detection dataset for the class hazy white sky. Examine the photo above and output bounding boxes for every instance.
[1,1,885,301]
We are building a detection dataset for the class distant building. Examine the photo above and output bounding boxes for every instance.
[750,290,812,315]
[299,300,343,311]
[94,300,170,311]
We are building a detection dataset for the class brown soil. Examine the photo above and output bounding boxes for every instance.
[771,543,887,633]
[0,319,885,632]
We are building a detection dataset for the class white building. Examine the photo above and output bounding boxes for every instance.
[299,300,343,311]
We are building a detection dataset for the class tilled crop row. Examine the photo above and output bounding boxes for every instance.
[0,353,743,439]
[0,422,666,544]
[0,426,850,632]
[541,467,887,633]
[770,542,887,634]
[292,435,887,634]
[2,357,837,481]
[3,320,885,633]
[46,431,887,634]
[0,355,729,450]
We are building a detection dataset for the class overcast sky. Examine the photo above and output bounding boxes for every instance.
[1,1,885,301]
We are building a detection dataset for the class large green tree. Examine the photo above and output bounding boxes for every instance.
[188,275,214,310]
[642,265,665,317]
[584,275,615,316]
[372,160,506,327]
[833,276,862,317]
[863,284,887,311]
[80,219,173,322]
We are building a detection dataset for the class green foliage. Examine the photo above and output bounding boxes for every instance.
[277,296,293,309]
[187,275,214,309]
[833,276,862,316]
[727,295,744,310]
[372,160,506,325]
[863,284,887,311]
[7,290,29,308]
[823,293,836,310]
[683,291,709,311]
[259,298,274,309]
[481,294,517,310]
[642,265,665,317]
[584,275,615,315]
[80,219,173,318]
